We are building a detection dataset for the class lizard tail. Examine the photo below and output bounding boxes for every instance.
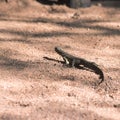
[94,66,104,84]
[98,71,104,84]
[84,62,104,84]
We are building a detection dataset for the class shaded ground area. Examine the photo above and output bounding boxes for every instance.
[0,0,120,120]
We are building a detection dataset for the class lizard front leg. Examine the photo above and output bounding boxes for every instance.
[63,57,74,68]
[63,57,75,68]
[63,57,69,65]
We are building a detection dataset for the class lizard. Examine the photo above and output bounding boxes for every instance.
[55,47,104,85]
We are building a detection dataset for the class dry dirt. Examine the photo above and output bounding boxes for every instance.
[0,0,120,120]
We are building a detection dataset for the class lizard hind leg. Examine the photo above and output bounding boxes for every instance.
[71,59,76,67]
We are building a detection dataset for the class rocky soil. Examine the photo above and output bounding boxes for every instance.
[0,0,120,120]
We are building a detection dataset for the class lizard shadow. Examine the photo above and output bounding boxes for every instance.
[43,57,64,64]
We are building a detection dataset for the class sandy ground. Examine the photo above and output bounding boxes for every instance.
[0,0,120,120]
